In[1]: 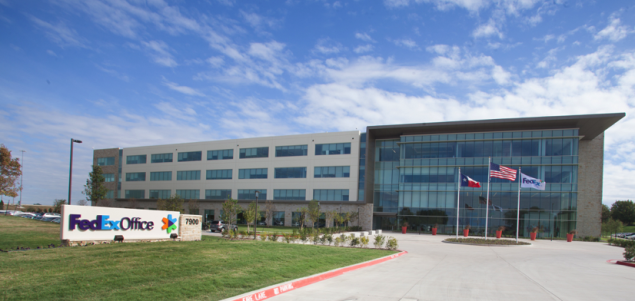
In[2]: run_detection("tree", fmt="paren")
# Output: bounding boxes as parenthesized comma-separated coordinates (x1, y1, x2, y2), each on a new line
(82, 165, 108, 206)
(265, 200, 275, 226)
(188, 199, 200, 215)
(602, 204, 611, 223)
(334, 212, 345, 229)
(0, 199, 4, 210)
(0, 144, 22, 198)
(98, 198, 113, 207)
(298, 207, 309, 231)
(308, 200, 321, 229)
(244, 202, 260, 233)
(611, 200, 635, 226)
(157, 195, 184, 213)
(78, 199, 88, 206)
(325, 210, 338, 228)
(220, 198, 242, 227)
(344, 211, 359, 227)
(602, 218, 624, 237)
(53, 199, 66, 213)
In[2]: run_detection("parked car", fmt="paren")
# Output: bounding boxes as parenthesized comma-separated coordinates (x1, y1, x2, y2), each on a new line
(50, 217, 61, 223)
(40, 217, 57, 222)
(257, 221, 266, 226)
(209, 220, 237, 233)
(17, 213, 36, 218)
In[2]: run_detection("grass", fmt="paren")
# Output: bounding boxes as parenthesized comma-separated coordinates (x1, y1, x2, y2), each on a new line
(444, 238, 531, 245)
(0, 216, 61, 250)
(235, 225, 297, 234)
(0, 216, 396, 301)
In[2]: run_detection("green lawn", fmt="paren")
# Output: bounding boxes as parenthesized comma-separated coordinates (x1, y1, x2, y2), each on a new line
(0, 216, 396, 301)
(0, 216, 61, 250)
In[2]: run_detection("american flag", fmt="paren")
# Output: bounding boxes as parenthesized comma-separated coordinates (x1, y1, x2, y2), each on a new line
(490, 162, 517, 181)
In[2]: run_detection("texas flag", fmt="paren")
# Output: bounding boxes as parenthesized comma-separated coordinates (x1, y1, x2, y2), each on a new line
(460, 174, 481, 188)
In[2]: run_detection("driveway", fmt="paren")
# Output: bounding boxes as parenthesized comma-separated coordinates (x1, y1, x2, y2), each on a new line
(263, 233, 633, 301)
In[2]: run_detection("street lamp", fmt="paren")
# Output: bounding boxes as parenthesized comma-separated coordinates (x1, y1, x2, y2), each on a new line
(68, 138, 82, 205)
(253, 190, 259, 240)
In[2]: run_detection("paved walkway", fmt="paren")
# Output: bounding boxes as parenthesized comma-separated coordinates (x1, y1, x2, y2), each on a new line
(261, 233, 633, 301)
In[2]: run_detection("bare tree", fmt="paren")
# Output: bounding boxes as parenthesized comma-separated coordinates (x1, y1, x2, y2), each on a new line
(98, 198, 113, 207)
(265, 200, 275, 226)
(78, 199, 88, 206)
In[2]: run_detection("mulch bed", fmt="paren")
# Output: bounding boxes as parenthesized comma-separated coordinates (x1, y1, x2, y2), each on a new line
(444, 238, 531, 246)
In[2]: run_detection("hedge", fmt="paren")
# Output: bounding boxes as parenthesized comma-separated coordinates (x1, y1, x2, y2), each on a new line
(607, 238, 635, 248)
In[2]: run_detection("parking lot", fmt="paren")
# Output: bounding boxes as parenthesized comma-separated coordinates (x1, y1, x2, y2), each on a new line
(232, 233, 634, 301)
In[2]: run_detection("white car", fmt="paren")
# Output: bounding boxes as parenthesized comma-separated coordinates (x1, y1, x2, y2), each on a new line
(17, 213, 36, 218)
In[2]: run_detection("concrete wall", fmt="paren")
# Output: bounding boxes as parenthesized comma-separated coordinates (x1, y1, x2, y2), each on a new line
(117, 131, 360, 202)
(577, 133, 604, 237)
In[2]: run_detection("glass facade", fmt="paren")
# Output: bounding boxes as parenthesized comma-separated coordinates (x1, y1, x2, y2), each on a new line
(274, 189, 306, 200)
(178, 151, 202, 162)
(314, 166, 350, 178)
(97, 157, 115, 166)
(176, 189, 200, 199)
(239, 168, 268, 179)
(106, 190, 114, 199)
(313, 189, 349, 201)
(204, 209, 215, 223)
(207, 149, 233, 160)
(205, 189, 231, 200)
(358, 133, 366, 201)
(177, 170, 201, 180)
(315, 143, 351, 155)
(238, 189, 267, 200)
(150, 171, 172, 181)
(274, 167, 307, 178)
(151, 153, 173, 163)
(239, 147, 269, 159)
(104, 173, 115, 182)
(126, 155, 147, 164)
(149, 189, 171, 199)
(275, 145, 308, 157)
(125, 190, 144, 198)
(272, 211, 285, 226)
(372, 129, 580, 238)
(206, 169, 232, 180)
(125, 172, 146, 181)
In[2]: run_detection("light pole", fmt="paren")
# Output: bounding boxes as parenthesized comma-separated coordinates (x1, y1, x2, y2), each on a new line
(253, 190, 259, 240)
(19, 150, 25, 209)
(68, 139, 82, 205)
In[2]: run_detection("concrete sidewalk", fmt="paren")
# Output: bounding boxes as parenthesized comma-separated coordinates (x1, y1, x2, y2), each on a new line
(263, 234, 633, 301)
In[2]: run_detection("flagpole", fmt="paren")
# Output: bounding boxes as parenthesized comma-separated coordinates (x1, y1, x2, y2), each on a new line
(485, 157, 491, 240)
(516, 167, 521, 244)
(456, 167, 461, 239)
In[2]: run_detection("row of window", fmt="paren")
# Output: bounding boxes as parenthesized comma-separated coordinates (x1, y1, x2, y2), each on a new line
(96, 143, 352, 167)
(119, 166, 351, 182)
(125, 189, 350, 201)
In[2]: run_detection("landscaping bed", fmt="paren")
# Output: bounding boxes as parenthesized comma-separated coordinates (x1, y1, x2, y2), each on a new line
(444, 238, 531, 246)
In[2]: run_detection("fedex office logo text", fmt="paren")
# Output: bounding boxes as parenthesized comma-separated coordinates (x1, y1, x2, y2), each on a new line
(522, 178, 542, 185)
(69, 214, 155, 231)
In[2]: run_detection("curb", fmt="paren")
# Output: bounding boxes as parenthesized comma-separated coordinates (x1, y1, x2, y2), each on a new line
(225, 250, 407, 301)
(441, 240, 532, 247)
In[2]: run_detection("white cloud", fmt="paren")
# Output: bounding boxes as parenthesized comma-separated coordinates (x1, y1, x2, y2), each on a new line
(141, 40, 177, 67)
(354, 44, 374, 53)
(594, 15, 633, 42)
(29, 16, 86, 47)
(314, 38, 344, 54)
(355, 32, 374, 42)
(46, 50, 57, 57)
(163, 80, 204, 96)
(240, 11, 278, 30)
(384, 0, 540, 14)
(491, 65, 511, 85)
(472, 19, 503, 39)
(393, 39, 418, 49)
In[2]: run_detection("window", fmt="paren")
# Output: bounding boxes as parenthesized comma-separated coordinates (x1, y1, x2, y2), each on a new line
(204, 209, 215, 223)
(314, 166, 350, 178)
(238, 189, 267, 200)
(125, 172, 146, 181)
(274, 189, 306, 200)
(150, 171, 172, 181)
(177, 170, 200, 180)
(315, 143, 351, 155)
(292, 212, 303, 227)
(149, 190, 171, 199)
(274, 167, 307, 178)
(125, 190, 145, 198)
(126, 155, 147, 164)
(313, 189, 349, 201)
(275, 145, 308, 157)
(206, 169, 232, 180)
(177, 151, 202, 162)
(104, 173, 115, 182)
(151, 153, 173, 163)
(176, 189, 200, 199)
(205, 190, 231, 200)
(97, 157, 115, 166)
(106, 190, 114, 199)
(207, 149, 233, 160)
(239, 168, 268, 179)
(272, 211, 285, 226)
(239, 147, 269, 159)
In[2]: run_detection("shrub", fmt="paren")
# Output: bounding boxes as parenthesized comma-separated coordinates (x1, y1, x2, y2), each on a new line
(340, 234, 349, 243)
(374, 235, 386, 249)
(260, 232, 268, 241)
(609, 238, 635, 248)
(349, 233, 356, 242)
(350, 237, 360, 247)
(325, 234, 333, 245)
(624, 245, 635, 262)
(283, 234, 291, 243)
(221, 229, 228, 238)
(231, 230, 238, 239)
(319, 234, 327, 245)
(300, 231, 309, 244)
(239, 231, 247, 239)
(360, 236, 369, 248)
(334, 237, 342, 247)
(313, 231, 320, 245)
(386, 236, 398, 250)
(271, 232, 280, 242)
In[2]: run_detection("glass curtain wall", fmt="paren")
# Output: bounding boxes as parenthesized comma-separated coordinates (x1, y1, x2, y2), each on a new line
(373, 129, 579, 238)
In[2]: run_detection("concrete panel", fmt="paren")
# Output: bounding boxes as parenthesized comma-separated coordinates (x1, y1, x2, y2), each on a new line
(577, 133, 604, 237)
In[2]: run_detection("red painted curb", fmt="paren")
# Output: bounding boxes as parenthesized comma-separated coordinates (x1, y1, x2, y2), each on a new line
(231, 250, 407, 301)
(616, 261, 635, 268)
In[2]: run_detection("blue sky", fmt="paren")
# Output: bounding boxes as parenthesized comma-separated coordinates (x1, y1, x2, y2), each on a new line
(1, 0, 634, 206)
